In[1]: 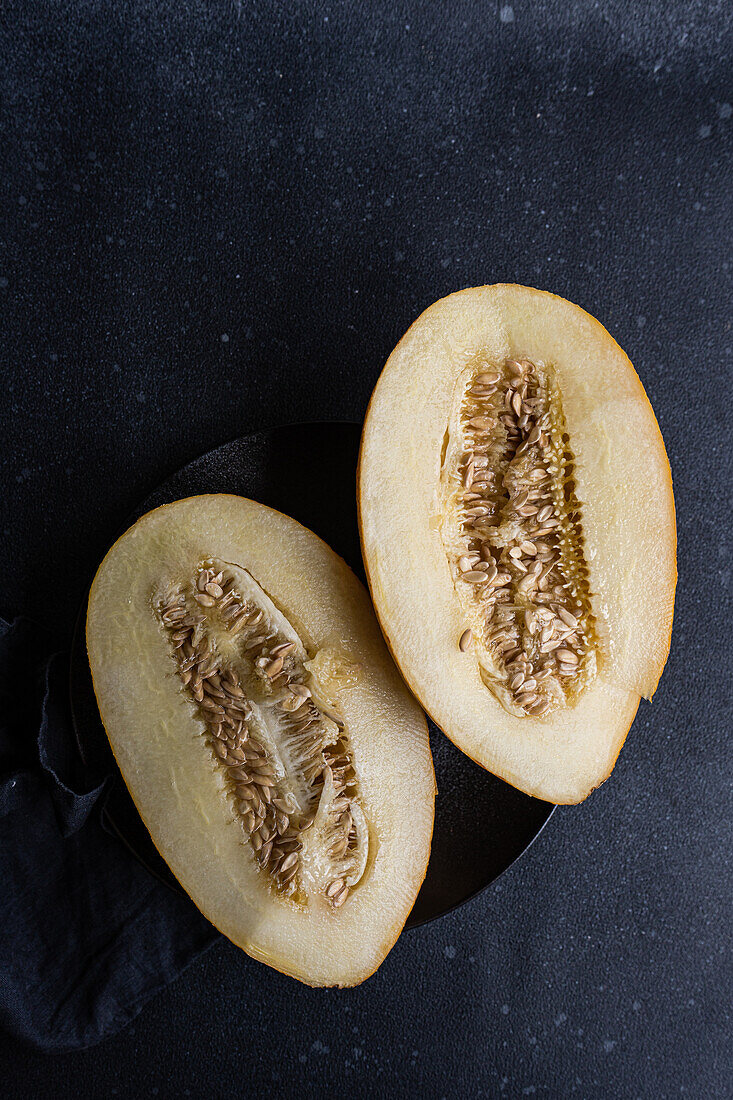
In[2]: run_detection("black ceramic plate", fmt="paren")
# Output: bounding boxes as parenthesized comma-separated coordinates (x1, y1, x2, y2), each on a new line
(70, 422, 554, 929)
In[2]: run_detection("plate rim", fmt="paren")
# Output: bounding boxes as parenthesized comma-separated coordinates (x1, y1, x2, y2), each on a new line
(70, 420, 556, 931)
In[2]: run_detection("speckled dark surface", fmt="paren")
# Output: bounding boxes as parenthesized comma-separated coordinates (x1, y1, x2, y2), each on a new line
(1, 1, 731, 1096)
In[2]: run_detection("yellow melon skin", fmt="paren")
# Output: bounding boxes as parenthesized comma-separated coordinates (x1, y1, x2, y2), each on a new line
(87, 495, 435, 987)
(358, 285, 676, 804)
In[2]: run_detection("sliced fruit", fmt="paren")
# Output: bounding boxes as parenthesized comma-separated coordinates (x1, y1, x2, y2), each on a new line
(87, 494, 434, 986)
(358, 285, 676, 804)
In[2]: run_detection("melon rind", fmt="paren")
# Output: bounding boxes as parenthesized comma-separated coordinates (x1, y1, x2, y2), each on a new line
(87, 494, 435, 986)
(358, 285, 676, 803)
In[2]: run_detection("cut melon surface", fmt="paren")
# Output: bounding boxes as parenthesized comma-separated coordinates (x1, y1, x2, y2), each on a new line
(87, 494, 435, 986)
(358, 285, 676, 803)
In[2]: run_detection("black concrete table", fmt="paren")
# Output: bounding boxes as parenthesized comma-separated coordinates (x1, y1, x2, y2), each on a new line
(1, 2, 730, 1096)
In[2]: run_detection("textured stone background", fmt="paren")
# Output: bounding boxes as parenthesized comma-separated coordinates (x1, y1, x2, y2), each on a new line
(0, 1, 731, 1096)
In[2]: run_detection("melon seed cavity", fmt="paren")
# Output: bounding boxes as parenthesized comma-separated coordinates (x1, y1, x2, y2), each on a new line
(156, 561, 366, 910)
(441, 356, 598, 718)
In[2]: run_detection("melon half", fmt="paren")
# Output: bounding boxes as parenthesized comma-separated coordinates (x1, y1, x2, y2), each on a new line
(87, 495, 435, 986)
(358, 285, 676, 804)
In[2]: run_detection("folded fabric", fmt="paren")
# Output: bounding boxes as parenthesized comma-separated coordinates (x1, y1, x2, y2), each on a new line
(0, 616, 218, 1051)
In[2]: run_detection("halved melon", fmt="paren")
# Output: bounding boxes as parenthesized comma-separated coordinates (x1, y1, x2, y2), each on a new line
(87, 494, 434, 986)
(358, 285, 676, 804)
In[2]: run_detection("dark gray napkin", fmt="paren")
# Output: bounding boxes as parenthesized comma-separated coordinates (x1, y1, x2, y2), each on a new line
(0, 616, 219, 1051)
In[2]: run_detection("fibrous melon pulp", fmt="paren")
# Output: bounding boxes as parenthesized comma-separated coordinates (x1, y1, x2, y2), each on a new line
(87, 494, 434, 986)
(358, 285, 676, 804)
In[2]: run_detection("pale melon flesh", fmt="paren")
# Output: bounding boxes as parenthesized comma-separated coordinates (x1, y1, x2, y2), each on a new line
(358, 285, 676, 804)
(87, 494, 435, 986)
